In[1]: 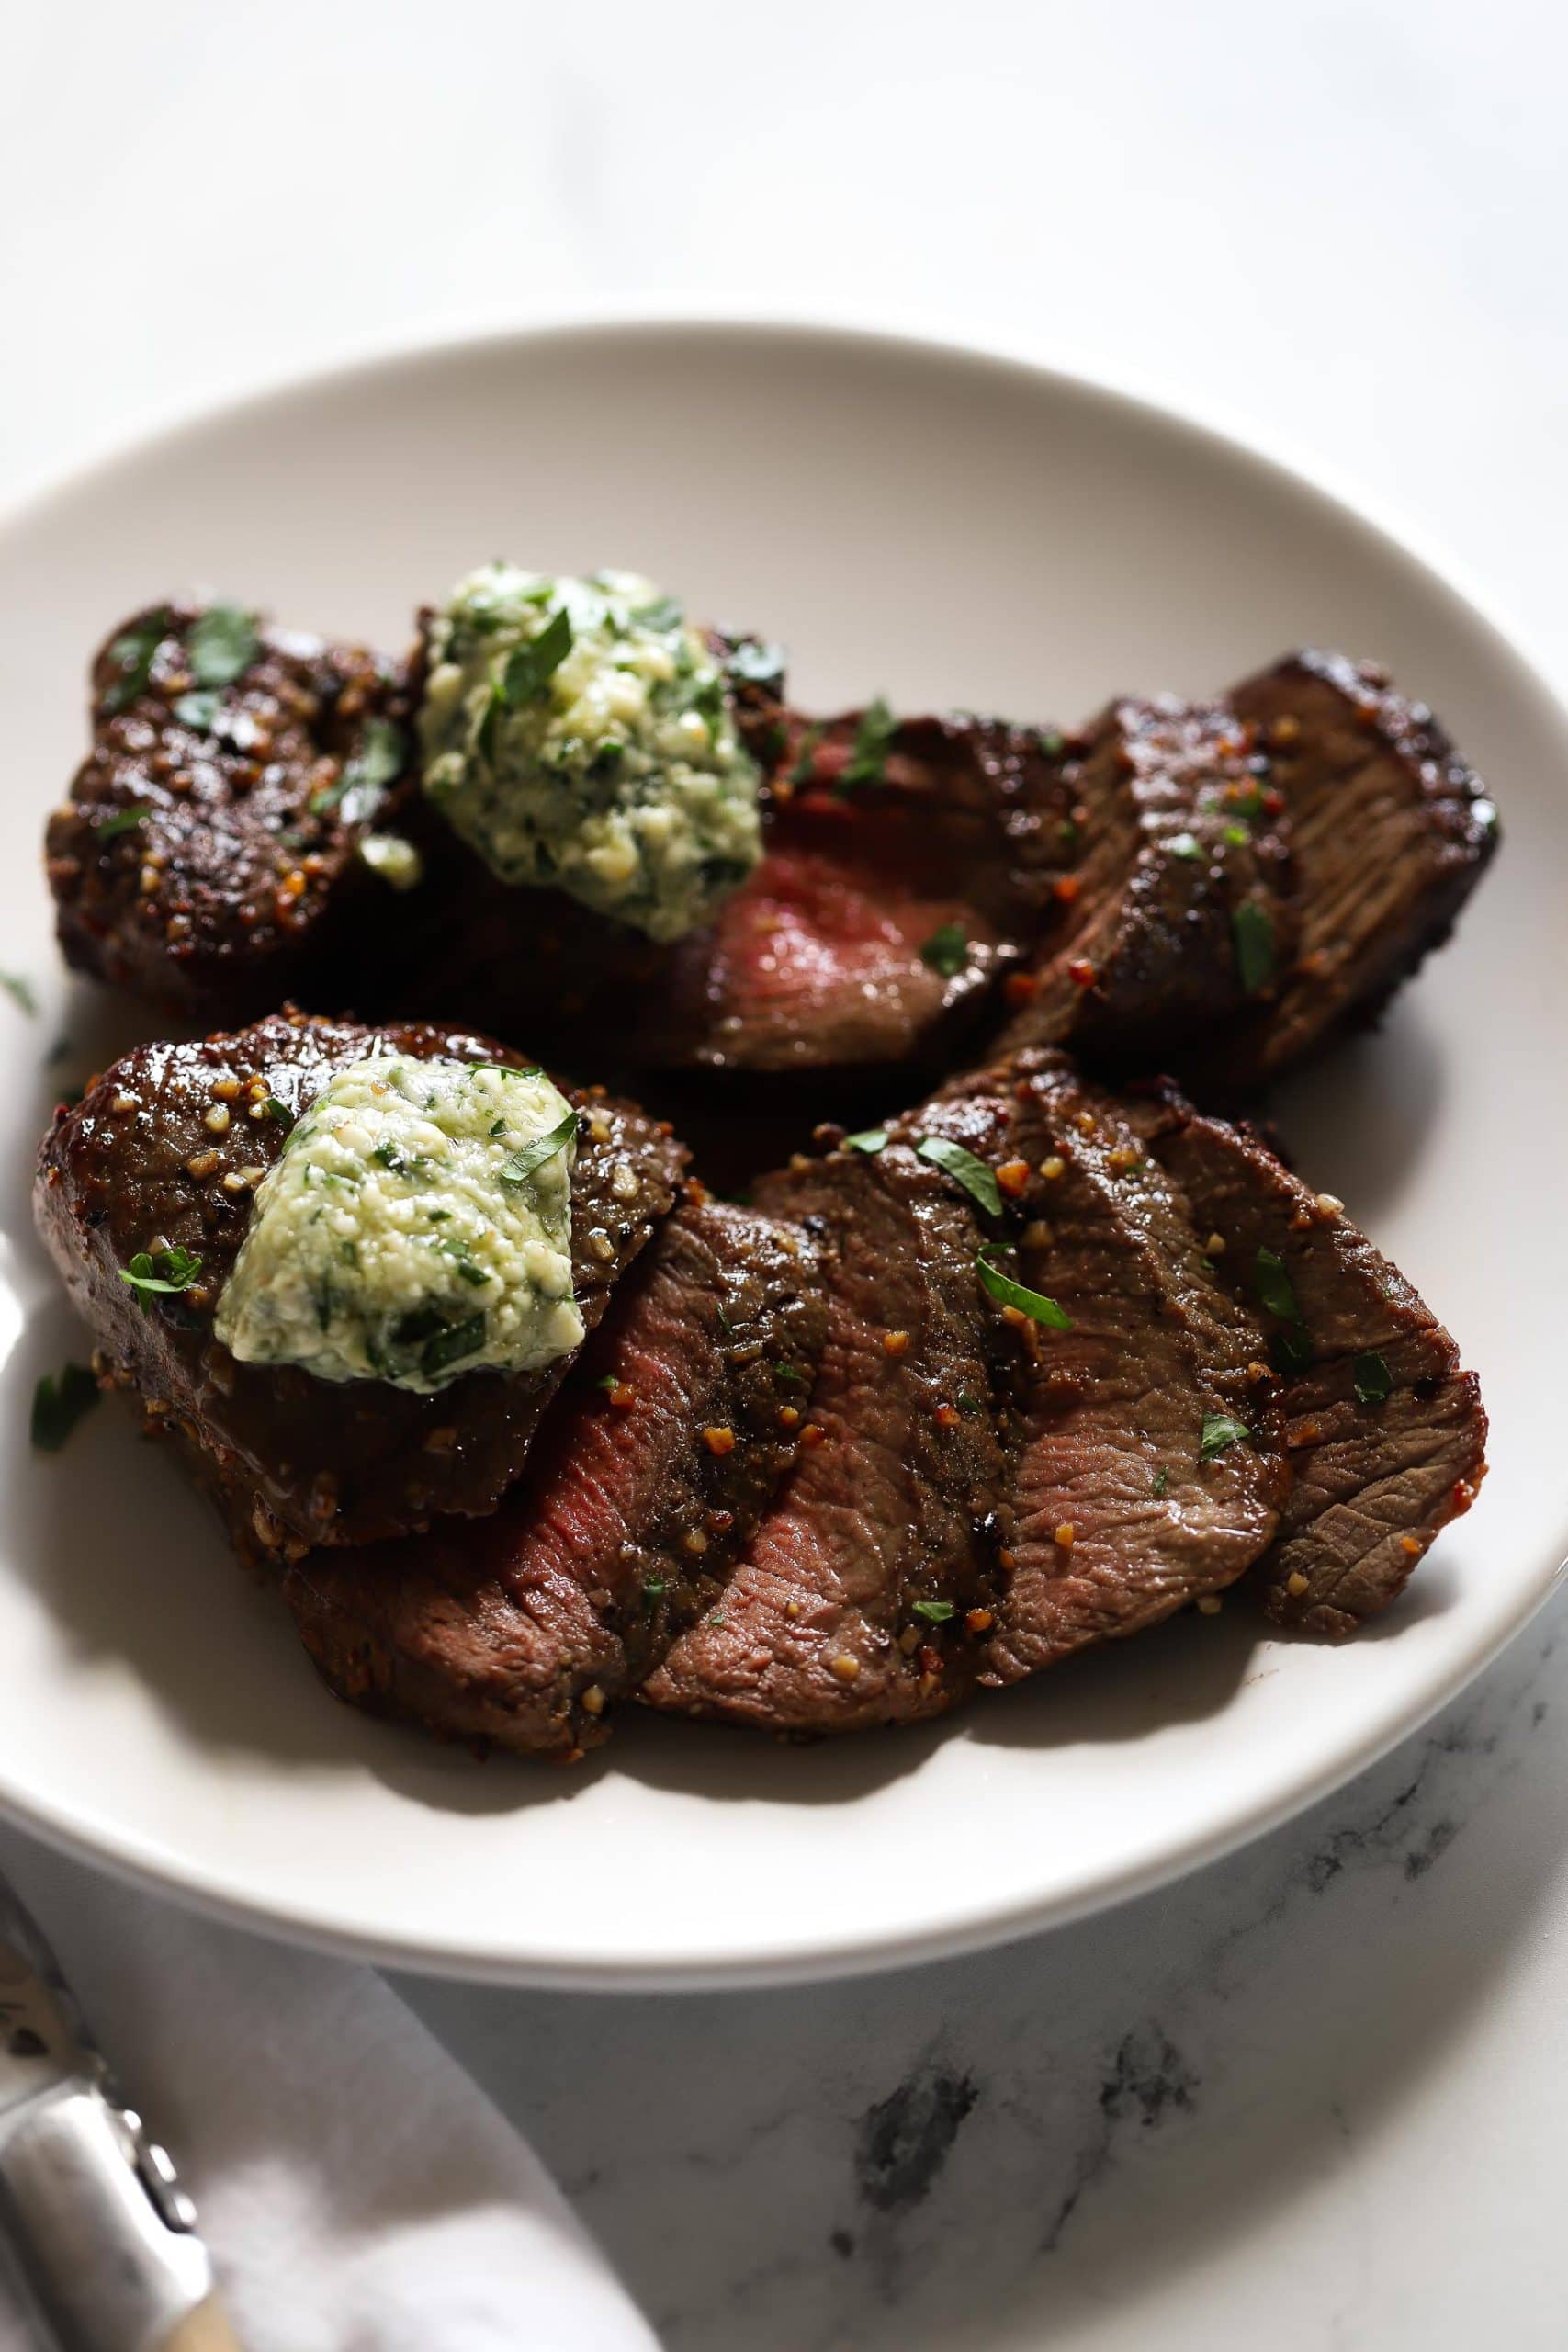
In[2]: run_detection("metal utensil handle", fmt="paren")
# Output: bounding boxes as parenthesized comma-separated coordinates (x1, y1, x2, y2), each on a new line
(0, 2087, 227, 2352)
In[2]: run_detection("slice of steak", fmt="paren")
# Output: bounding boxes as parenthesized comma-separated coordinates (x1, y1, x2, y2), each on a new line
(1218, 650, 1500, 1085)
(33, 1012, 686, 1552)
(939, 1052, 1288, 1679)
(999, 696, 1295, 1069)
(642, 1092, 1023, 1732)
(633, 710, 1069, 1075)
(45, 603, 423, 1023)
(280, 1198, 826, 1757)
(1126, 1087, 1487, 1634)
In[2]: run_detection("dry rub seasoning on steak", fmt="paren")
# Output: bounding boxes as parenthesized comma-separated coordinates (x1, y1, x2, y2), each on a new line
(282, 1197, 827, 1756)
(33, 1012, 686, 1553)
(45, 603, 422, 1023)
(1126, 1084, 1488, 1634)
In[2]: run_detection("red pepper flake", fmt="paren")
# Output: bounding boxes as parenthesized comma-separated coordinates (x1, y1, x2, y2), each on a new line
(882, 1329, 910, 1357)
(1002, 971, 1039, 1007)
(933, 1402, 962, 1430)
(917, 1645, 944, 1677)
(965, 1607, 995, 1633)
(1052, 875, 1081, 904)
(1066, 957, 1097, 989)
(1261, 786, 1285, 815)
(800, 1421, 827, 1448)
(707, 1508, 736, 1534)
(604, 1381, 637, 1412)
(997, 1547, 1017, 1573)
(778, 1404, 801, 1430)
(1400, 1534, 1422, 1556)
(703, 1425, 736, 1457)
(996, 1159, 1032, 1199)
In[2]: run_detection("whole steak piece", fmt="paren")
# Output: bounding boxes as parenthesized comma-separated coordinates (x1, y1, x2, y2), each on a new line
(1128, 1085, 1488, 1634)
(34, 1012, 686, 1552)
(45, 604, 421, 1023)
(282, 1198, 827, 1757)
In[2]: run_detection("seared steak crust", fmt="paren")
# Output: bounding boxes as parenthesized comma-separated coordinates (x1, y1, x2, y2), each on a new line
(1127, 1086, 1487, 1634)
(1221, 650, 1499, 1085)
(933, 1054, 1287, 1679)
(33, 1012, 685, 1551)
(283, 1198, 826, 1755)
(1001, 695, 1294, 1067)
(642, 1100, 1023, 1731)
(45, 604, 420, 1023)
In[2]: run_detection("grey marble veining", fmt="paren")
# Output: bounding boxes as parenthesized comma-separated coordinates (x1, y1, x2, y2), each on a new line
(401, 1589, 1567, 2350)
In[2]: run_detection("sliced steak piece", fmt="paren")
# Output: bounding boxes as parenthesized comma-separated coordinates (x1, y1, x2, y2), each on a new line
(45, 603, 423, 1023)
(1126, 1087, 1487, 1634)
(642, 1092, 1024, 1732)
(1218, 650, 1500, 1085)
(280, 1198, 826, 1756)
(999, 696, 1295, 1069)
(634, 711, 1069, 1075)
(34, 1012, 686, 1552)
(935, 1052, 1289, 1679)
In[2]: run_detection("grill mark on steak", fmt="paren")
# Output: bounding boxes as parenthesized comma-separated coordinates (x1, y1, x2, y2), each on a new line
(933, 1053, 1289, 1679)
(1217, 650, 1500, 1086)
(33, 1012, 686, 1551)
(1125, 1087, 1488, 1634)
(641, 1101, 1022, 1731)
(45, 604, 421, 1023)
(1000, 696, 1294, 1069)
(280, 1198, 826, 1755)
(634, 711, 1069, 1076)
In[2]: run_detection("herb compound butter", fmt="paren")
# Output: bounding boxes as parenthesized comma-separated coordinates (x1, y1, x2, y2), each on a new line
(419, 565, 763, 941)
(214, 1056, 584, 1391)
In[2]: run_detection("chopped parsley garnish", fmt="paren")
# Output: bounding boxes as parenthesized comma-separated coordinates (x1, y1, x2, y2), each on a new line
(498, 1108, 578, 1189)
(119, 1245, 203, 1312)
(919, 922, 969, 978)
(1352, 1350, 1393, 1406)
(632, 595, 683, 631)
(101, 610, 170, 715)
(918, 1135, 1002, 1217)
(1270, 1328, 1315, 1374)
(1, 973, 38, 1015)
(501, 606, 574, 705)
(912, 1600, 957, 1624)
(594, 1374, 621, 1393)
(1168, 832, 1202, 862)
(1058, 817, 1080, 852)
(844, 1128, 888, 1155)
(421, 1313, 487, 1378)
(788, 725, 824, 784)
(836, 695, 897, 792)
(1254, 1245, 1300, 1323)
(1199, 1412, 1249, 1460)
(1038, 729, 1066, 756)
(186, 605, 259, 689)
(263, 1095, 295, 1131)
(173, 689, 222, 732)
(1223, 822, 1248, 847)
(1152, 1466, 1169, 1497)
(641, 1576, 669, 1610)
(370, 1140, 415, 1176)
(725, 637, 785, 687)
(311, 716, 406, 823)
(1231, 900, 1276, 995)
(30, 1363, 99, 1453)
(976, 1245, 1072, 1329)
(96, 802, 152, 842)
(773, 1362, 807, 1386)
(1227, 784, 1268, 822)
(489, 1118, 507, 1137)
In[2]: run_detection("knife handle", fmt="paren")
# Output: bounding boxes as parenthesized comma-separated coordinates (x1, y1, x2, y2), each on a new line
(160, 2297, 243, 2352)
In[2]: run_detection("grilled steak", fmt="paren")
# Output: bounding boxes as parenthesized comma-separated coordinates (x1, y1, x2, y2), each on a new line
(1216, 650, 1500, 1085)
(281, 1197, 826, 1755)
(1127, 1086, 1487, 1633)
(33, 1012, 686, 1552)
(45, 604, 422, 1023)
(642, 1098, 1022, 1731)
(999, 695, 1295, 1069)
(632, 711, 1068, 1075)
(926, 1053, 1289, 1679)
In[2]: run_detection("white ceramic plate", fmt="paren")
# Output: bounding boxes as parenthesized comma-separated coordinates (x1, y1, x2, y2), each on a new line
(0, 319, 1562, 1988)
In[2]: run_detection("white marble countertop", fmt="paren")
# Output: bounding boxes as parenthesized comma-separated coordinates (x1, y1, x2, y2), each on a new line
(6, 2, 1566, 2343)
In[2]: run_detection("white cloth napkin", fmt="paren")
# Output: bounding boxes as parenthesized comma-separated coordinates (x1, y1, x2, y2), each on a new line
(0, 1827, 657, 2352)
